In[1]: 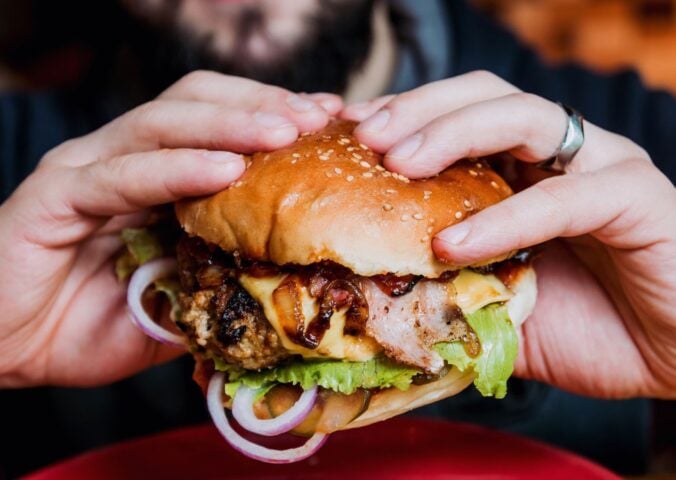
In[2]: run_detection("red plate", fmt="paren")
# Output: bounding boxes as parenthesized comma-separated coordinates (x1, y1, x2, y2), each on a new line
(26, 417, 619, 479)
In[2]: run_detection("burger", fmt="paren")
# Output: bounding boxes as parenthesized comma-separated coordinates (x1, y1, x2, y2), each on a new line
(124, 120, 537, 463)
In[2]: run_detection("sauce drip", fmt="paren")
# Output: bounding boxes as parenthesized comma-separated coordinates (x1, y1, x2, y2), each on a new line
(371, 273, 421, 296)
(272, 275, 369, 350)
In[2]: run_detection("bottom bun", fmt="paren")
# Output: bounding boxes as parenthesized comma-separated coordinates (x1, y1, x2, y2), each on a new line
(346, 366, 475, 430)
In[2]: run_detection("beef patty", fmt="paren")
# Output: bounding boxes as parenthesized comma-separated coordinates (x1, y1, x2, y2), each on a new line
(177, 236, 290, 370)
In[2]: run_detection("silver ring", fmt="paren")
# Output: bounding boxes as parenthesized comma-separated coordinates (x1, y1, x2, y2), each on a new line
(537, 103, 585, 173)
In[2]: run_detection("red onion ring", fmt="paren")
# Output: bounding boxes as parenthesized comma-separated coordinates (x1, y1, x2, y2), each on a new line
(127, 258, 186, 348)
(232, 385, 317, 436)
(207, 373, 328, 463)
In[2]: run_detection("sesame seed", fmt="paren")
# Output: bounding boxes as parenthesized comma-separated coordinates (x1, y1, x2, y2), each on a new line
(263, 154, 271, 161)
(359, 160, 371, 168)
(325, 172, 332, 178)
(316, 149, 323, 154)
(366, 151, 374, 157)
(426, 226, 433, 233)
(463, 199, 472, 209)
(385, 189, 397, 194)
(352, 153, 363, 160)
(346, 175, 355, 182)
(382, 171, 392, 177)
(326, 149, 334, 154)
(490, 181, 499, 189)
(382, 203, 393, 212)
(301, 132, 311, 137)
(291, 159, 297, 164)
(232, 181, 243, 188)
(359, 143, 368, 150)
(338, 138, 350, 145)
(476, 163, 483, 168)
(319, 155, 330, 161)
(455, 211, 463, 219)
(292, 153, 301, 158)
(375, 165, 385, 171)
(469, 169, 478, 177)
(362, 172, 373, 178)
(401, 214, 410, 222)
(413, 213, 424, 220)
(421, 235, 430, 243)
(334, 167, 342, 174)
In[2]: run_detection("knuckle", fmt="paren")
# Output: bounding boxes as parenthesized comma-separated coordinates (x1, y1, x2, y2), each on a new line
(257, 84, 287, 99)
(509, 91, 545, 110)
(39, 138, 80, 169)
(468, 69, 497, 82)
(176, 70, 216, 92)
(531, 177, 574, 233)
(466, 70, 516, 92)
(384, 91, 415, 118)
(131, 100, 160, 126)
(128, 100, 167, 141)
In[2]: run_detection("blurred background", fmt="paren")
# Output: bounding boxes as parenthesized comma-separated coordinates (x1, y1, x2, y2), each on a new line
(2, 1, 674, 93)
(473, 0, 676, 94)
(0, 0, 674, 478)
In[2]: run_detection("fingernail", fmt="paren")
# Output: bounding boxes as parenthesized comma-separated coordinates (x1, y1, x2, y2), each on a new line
(255, 112, 294, 129)
(359, 109, 390, 132)
(201, 150, 243, 163)
(437, 222, 471, 245)
(286, 94, 318, 112)
(388, 133, 423, 160)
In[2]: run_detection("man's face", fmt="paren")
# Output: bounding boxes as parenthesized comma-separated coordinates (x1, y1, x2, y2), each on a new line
(122, 0, 376, 93)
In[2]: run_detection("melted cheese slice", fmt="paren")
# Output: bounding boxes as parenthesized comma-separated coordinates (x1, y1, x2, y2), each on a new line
(452, 270, 513, 314)
(239, 269, 513, 361)
(239, 274, 381, 361)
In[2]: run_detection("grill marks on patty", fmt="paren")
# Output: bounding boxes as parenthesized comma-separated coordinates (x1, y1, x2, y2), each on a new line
(177, 237, 290, 369)
(179, 282, 290, 370)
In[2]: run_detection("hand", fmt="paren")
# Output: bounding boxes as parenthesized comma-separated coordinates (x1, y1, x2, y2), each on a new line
(342, 71, 676, 399)
(0, 71, 342, 388)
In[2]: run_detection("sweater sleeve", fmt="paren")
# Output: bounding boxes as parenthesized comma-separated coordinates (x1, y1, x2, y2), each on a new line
(0, 90, 93, 201)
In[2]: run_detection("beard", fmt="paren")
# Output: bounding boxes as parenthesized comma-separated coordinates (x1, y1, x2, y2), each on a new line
(121, 0, 376, 96)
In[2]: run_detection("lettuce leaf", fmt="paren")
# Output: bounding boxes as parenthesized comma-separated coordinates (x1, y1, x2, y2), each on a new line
(222, 357, 419, 398)
(115, 228, 164, 280)
(434, 304, 517, 399)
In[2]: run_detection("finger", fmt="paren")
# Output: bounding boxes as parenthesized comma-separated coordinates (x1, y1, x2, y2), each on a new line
(354, 71, 518, 151)
(340, 95, 394, 122)
(95, 210, 152, 236)
(383, 93, 638, 179)
(70, 148, 246, 218)
(158, 71, 331, 133)
(432, 159, 663, 266)
(302, 92, 344, 116)
(381, 93, 563, 178)
(82, 100, 302, 162)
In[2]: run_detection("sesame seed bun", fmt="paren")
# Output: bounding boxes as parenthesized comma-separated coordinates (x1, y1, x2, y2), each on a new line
(175, 119, 514, 277)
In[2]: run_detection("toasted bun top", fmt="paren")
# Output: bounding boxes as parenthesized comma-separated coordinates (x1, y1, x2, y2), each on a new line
(176, 120, 513, 277)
